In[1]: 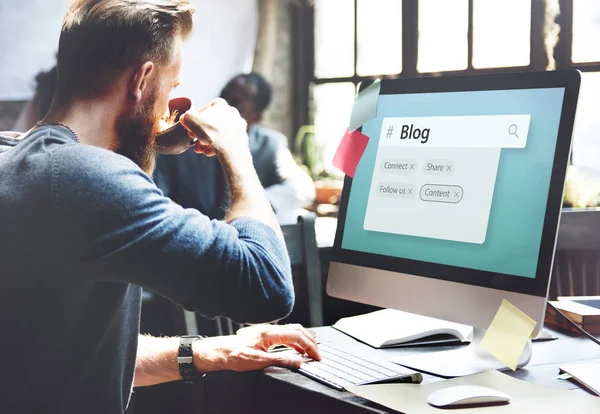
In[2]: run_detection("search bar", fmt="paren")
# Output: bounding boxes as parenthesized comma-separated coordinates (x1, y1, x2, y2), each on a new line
(379, 115, 531, 148)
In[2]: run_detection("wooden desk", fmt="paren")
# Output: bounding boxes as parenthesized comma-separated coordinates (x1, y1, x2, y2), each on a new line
(203, 326, 600, 414)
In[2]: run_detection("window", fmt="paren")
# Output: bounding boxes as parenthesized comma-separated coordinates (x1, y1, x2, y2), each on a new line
(569, 1, 600, 172)
(305, 0, 599, 175)
(418, 0, 468, 73)
(312, 83, 356, 171)
(472, 0, 531, 69)
(357, 0, 403, 76)
(572, 72, 600, 171)
(314, 0, 354, 79)
(313, 0, 402, 172)
(572, 0, 600, 63)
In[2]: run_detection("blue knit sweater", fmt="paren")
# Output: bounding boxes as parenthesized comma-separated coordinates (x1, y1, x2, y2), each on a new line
(0, 126, 293, 413)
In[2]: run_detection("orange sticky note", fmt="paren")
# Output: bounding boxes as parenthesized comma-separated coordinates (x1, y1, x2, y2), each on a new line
(332, 129, 369, 178)
(480, 299, 537, 371)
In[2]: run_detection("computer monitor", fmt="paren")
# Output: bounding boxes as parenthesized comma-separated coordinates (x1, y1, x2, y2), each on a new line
(327, 71, 580, 347)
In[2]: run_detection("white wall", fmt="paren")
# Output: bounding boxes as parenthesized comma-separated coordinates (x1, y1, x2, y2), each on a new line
(179, 0, 257, 105)
(0, 0, 68, 100)
(0, 0, 257, 104)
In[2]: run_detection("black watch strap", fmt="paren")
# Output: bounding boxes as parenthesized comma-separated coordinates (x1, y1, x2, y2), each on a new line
(178, 335, 206, 384)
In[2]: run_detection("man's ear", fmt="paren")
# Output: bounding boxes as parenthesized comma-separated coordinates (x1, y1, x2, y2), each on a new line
(129, 62, 154, 102)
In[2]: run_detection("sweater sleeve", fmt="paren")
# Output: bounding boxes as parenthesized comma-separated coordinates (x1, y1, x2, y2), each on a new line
(51, 145, 294, 323)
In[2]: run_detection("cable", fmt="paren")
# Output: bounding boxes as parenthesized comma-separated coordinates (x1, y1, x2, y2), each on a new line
(546, 301, 600, 347)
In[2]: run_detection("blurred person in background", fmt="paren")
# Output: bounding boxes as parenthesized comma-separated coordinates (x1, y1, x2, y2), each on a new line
(154, 72, 315, 223)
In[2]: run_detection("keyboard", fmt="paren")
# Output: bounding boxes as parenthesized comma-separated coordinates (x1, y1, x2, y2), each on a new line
(298, 342, 423, 391)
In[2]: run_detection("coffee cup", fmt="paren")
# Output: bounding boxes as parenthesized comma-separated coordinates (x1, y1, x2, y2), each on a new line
(155, 97, 196, 155)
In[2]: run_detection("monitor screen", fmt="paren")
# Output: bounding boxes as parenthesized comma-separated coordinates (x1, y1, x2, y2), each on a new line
(333, 72, 579, 299)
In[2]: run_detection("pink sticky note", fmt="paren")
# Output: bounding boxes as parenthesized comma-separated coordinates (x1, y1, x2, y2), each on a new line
(332, 129, 370, 178)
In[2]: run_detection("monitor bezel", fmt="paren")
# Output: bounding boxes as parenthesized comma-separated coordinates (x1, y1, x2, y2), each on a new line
(332, 70, 581, 298)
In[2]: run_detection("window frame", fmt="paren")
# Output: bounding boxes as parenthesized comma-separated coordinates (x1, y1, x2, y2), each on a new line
(310, 0, 541, 86)
(554, 0, 600, 72)
(296, 0, 600, 129)
(291, 0, 600, 170)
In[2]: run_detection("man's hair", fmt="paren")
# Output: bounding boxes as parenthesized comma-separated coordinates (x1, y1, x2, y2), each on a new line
(225, 72, 273, 113)
(244, 73, 273, 112)
(56, 0, 194, 100)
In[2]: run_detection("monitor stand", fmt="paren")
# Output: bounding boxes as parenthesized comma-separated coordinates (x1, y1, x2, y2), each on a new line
(390, 328, 533, 378)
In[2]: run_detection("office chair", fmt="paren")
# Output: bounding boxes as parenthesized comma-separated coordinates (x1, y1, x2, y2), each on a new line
(280, 212, 324, 328)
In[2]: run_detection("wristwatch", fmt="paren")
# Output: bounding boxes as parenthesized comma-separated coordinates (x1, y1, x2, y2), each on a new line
(178, 335, 206, 384)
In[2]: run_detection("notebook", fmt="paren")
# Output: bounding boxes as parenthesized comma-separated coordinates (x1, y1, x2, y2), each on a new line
(560, 361, 600, 396)
(558, 296, 600, 309)
(333, 309, 473, 348)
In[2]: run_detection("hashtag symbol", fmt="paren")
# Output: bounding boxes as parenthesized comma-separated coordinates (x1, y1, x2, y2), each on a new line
(386, 125, 394, 139)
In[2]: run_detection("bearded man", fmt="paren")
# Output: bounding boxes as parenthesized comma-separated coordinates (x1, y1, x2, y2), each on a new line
(0, 1, 318, 413)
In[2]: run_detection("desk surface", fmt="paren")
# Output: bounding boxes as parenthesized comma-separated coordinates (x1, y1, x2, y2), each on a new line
(204, 326, 600, 414)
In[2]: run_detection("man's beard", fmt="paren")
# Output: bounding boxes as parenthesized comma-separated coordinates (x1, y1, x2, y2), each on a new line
(116, 90, 159, 175)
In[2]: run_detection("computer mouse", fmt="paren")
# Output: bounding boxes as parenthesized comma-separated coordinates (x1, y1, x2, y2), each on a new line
(427, 385, 511, 408)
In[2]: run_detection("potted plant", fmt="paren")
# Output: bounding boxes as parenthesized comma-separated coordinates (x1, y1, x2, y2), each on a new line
(294, 125, 344, 205)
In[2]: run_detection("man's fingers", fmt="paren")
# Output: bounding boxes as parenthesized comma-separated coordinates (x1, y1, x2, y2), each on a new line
(267, 330, 320, 362)
(209, 97, 228, 107)
(231, 348, 303, 371)
(264, 350, 303, 369)
(193, 139, 212, 154)
(280, 342, 305, 355)
(285, 343, 316, 360)
(286, 324, 318, 346)
(179, 112, 207, 138)
(194, 146, 217, 157)
(203, 148, 217, 157)
(193, 137, 211, 149)
(291, 331, 320, 361)
(180, 103, 237, 141)
(238, 324, 321, 361)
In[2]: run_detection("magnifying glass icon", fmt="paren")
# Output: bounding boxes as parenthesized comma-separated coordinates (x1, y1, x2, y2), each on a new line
(508, 124, 519, 139)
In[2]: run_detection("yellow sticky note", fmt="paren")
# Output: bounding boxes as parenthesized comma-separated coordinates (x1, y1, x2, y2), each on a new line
(480, 299, 537, 371)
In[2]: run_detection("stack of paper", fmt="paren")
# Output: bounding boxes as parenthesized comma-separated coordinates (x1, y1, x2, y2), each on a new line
(560, 361, 600, 396)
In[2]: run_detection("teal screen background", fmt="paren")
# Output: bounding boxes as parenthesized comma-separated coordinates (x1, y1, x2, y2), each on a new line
(341, 88, 565, 279)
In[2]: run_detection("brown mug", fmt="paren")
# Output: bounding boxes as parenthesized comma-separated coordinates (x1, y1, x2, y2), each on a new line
(155, 97, 197, 155)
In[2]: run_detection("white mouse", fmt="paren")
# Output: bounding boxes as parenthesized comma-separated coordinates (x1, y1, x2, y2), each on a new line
(427, 385, 511, 408)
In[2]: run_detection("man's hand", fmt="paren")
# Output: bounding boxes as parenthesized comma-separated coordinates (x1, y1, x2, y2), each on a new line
(180, 98, 249, 158)
(179, 98, 282, 234)
(193, 324, 321, 373)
